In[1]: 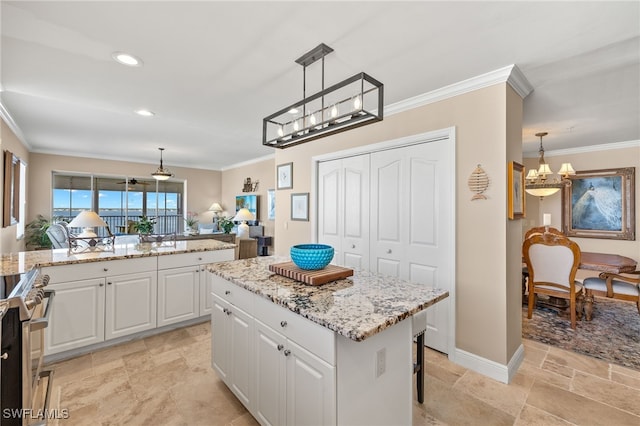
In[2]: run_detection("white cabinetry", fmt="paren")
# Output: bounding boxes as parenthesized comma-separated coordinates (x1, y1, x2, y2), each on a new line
(211, 274, 336, 426)
(43, 257, 157, 355)
(158, 250, 234, 325)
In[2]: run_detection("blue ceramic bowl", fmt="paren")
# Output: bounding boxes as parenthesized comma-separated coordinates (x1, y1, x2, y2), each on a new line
(290, 244, 334, 270)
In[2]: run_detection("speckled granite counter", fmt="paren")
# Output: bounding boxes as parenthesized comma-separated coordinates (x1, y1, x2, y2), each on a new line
(0, 239, 236, 276)
(207, 256, 449, 342)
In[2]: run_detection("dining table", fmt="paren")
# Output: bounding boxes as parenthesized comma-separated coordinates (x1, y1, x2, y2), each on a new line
(578, 251, 637, 274)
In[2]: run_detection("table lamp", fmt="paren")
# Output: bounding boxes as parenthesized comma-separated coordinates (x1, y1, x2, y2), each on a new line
(233, 208, 255, 239)
(68, 211, 108, 238)
(209, 202, 223, 223)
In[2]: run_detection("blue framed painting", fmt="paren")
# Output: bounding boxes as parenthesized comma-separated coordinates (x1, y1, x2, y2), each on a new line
(235, 194, 258, 221)
(562, 167, 635, 240)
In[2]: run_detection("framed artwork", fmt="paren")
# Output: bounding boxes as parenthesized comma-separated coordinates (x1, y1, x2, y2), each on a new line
(291, 193, 309, 221)
(235, 194, 258, 220)
(508, 161, 525, 220)
(3, 150, 21, 227)
(562, 167, 635, 240)
(267, 189, 275, 221)
(277, 162, 293, 190)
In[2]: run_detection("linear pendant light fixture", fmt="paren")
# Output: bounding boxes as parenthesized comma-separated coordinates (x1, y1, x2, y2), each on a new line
(151, 147, 174, 180)
(263, 43, 384, 149)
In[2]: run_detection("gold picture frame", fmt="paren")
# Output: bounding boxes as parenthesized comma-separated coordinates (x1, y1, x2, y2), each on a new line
(562, 167, 635, 240)
(508, 161, 525, 220)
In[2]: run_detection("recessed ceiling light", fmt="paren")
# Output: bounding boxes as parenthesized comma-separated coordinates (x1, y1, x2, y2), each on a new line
(112, 51, 143, 67)
(135, 109, 155, 117)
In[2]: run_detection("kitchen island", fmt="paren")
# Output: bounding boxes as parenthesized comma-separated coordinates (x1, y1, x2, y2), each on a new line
(208, 256, 449, 426)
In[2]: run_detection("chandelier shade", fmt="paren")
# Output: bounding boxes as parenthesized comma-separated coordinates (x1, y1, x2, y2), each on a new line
(263, 44, 383, 149)
(524, 131, 575, 199)
(151, 147, 173, 180)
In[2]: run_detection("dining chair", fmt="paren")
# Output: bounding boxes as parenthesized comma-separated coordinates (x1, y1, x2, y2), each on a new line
(46, 222, 69, 249)
(522, 226, 565, 302)
(522, 233, 584, 329)
(582, 271, 640, 320)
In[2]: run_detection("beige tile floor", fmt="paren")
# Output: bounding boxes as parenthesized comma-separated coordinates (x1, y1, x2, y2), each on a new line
(46, 321, 640, 426)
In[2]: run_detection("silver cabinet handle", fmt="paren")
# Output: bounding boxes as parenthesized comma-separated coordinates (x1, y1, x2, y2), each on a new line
(386, 249, 392, 254)
(283, 349, 291, 357)
(107, 282, 112, 285)
(226, 309, 232, 316)
(225, 290, 231, 295)
(280, 321, 287, 328)
(99, 283, 104, 287)
(103, 268, 108, 272)
(198, 257, 203, 261)
(1, 353, 8, 360)
(277, 344, 284, 351)
(351, 244, 356, 249)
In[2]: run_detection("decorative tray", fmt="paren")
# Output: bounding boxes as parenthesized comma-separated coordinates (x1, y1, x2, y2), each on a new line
(269, 262, 354, 286)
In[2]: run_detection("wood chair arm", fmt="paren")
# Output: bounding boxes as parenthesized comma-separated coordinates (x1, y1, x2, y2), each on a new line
(598, 271, 640, 297)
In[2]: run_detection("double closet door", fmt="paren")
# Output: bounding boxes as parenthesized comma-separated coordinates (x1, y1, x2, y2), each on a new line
(317, 140, 453, 353)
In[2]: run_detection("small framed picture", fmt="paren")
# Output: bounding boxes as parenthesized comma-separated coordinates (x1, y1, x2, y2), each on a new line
(267, 189, 275, 221)
(291, 193, 309, 221)
(508, 161, 525, 220)
(277, 162, 293, 190)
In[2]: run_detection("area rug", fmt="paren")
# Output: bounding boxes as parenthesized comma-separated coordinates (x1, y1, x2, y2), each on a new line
(522, 297, 640, 371)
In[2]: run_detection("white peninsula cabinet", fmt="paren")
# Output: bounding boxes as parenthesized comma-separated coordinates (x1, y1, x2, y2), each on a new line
(41, 257, 157, 355)
(157, 250, 233, 327)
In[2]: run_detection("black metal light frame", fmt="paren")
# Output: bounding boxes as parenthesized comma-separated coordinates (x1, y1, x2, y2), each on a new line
(263, 44, 383, 149)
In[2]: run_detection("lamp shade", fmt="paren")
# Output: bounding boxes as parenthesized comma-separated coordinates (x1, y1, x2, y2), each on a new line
(558, 163, 576, 177)
(525, 169, 539, 181)
(68, 211, 108, 238)
(233, 208, 255, 239)
(537, 163, 553, 176)
(208, 202, 223, 213)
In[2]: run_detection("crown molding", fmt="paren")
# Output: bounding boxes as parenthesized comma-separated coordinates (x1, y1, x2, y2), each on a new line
(385, 64, 533, 117)
(0, 98, 31, 150)
(221, 153, 275, 171)
(524, 140, 640, 158)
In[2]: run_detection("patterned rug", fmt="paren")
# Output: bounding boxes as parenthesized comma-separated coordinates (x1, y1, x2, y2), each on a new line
(522, 296, 640, 370)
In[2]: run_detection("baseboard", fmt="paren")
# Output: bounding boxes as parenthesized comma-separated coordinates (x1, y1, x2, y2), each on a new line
(452, 343, 524, 384)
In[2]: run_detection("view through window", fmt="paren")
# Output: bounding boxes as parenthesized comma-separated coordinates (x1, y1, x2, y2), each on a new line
(53, 173, 184, 235)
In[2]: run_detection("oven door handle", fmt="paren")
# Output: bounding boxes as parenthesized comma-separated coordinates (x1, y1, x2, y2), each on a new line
(30, 289, 55, 331)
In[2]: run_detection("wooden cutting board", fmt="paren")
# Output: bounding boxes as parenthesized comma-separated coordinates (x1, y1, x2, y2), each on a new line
(269, 262, 353, 285)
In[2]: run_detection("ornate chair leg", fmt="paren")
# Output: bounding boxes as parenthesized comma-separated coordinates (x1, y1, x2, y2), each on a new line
(576, 292, 584, 320)
(583, 290, 594, 321)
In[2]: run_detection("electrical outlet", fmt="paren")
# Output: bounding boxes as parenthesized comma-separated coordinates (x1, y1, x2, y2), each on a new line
(376, 348, 386, 378)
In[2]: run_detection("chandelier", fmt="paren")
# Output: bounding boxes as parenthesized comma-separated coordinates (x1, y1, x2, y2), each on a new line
(263, 43, 383, 149)
(151, 147, 173, 181)
(524, 132, 575, 198)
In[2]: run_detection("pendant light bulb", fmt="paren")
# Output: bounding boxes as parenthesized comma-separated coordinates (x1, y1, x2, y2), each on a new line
(293, 120, 300, 132)
(277, 125, 284, 137)
(353, 95, 362, 110)
(330, 104, 338, 119)
(309, 113, 317, 126)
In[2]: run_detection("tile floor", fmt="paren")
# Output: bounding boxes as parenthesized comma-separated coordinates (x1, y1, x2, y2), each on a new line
(46, 321, 640, 425)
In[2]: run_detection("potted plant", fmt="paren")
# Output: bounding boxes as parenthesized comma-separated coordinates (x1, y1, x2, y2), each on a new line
(185, 211, 198, 233)
(133, 216, 156, 235)
(25, 214, 53, 250)
(218, 216, 235, 234)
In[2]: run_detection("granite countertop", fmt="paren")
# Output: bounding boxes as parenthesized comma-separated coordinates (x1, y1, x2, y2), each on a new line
(207, 256, 449, 342)
(0, 239, 236, 276)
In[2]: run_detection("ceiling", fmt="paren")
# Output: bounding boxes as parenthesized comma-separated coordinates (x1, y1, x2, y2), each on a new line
(1, 1, 638, 171)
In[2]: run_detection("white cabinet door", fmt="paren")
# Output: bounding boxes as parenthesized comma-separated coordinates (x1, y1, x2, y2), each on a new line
(211, 293, 254, 410)
(105, 271, 157, 340)
(285, 340, 335, 426)
(46, 278, 105, 355)
(199, 266, 213, 316)
(157, 266, 199, 327)
(254, 320, 286, 426)
(211, 294, 230, 381)
(229, 302, 254, 409)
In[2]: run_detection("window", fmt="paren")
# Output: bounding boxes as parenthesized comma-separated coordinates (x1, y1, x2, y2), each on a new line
(52, 173, 185, 234)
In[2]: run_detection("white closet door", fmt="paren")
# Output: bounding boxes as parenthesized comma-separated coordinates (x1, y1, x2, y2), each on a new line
(370, 141, 452, 353)
(341, 155, 370, 271)
(318, 155, 369, 270)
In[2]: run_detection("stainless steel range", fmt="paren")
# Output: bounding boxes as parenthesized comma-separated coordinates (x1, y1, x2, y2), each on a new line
(1, 269, 55, 426)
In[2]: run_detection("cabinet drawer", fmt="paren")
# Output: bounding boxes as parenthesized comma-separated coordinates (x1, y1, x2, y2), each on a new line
(43, 257, 157, 283)
(158, 249, 234, 270)
(210, 275, 254, 313)
(254, 295, 335, 364)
